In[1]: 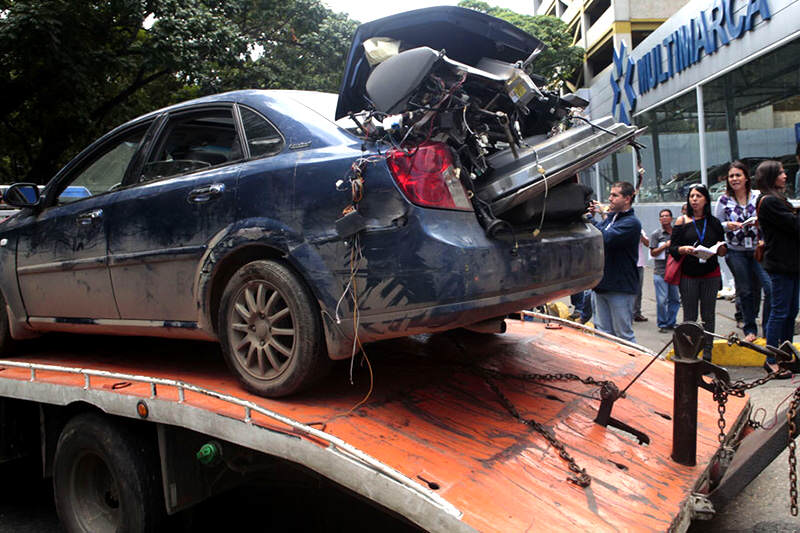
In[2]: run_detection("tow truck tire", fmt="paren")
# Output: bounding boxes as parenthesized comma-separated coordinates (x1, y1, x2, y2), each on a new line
(53, 413, 164, 533)
(219, 260, 328, 397)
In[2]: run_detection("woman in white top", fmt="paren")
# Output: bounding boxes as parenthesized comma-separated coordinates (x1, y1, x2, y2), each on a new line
(713, 160, 772, 342)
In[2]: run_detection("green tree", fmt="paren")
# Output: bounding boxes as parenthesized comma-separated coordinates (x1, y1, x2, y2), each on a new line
(458, 0, 583, 91)
(0, 0, 357, 183)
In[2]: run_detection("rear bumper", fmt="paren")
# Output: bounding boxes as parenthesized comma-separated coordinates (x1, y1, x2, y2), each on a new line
(329, 212, 603, 352)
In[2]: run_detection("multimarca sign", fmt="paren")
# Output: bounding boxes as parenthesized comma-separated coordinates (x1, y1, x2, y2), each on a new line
(610, 0, 772, 124)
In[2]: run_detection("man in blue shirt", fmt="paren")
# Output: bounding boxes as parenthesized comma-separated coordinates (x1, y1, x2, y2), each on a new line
(589, 181, 642, 342)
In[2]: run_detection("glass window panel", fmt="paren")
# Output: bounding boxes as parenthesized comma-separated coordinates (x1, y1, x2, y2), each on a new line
(633, 90, 700, 202)
(142, 109, 239, 182)
(59, 126, 148, 203)
(593, 147, 635, 203)
(240, 107, 284, 158)
(702, 38, 800, 198)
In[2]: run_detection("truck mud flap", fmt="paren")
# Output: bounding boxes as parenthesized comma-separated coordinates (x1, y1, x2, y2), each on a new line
(476, 116, 642, 215)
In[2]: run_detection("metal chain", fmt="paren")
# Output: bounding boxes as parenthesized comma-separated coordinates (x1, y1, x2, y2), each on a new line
(712, 368, 798, 515)
(481, 376, 592, 487)
(477, 367, 625, 397)
(712, 369, 791, 441)
(788, 387, 799, 516)
(713, 381, 729, 444)
(469, 367, 621, 488)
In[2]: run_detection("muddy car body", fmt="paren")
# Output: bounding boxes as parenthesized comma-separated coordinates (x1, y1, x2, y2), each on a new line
(0, 7, 639, 396)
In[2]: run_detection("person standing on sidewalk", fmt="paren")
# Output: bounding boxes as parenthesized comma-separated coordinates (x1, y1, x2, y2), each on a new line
(754, 160, 799, 373)
(714, 161, 771, 343)
(589, 181, 641, 342)
(633, 230, 650, 322)
(670, 184, 728, 361)
(650, 209, 680, 333)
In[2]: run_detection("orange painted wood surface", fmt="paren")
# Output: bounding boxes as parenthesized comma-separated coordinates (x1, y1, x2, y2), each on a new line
(0, 321, 746, 532)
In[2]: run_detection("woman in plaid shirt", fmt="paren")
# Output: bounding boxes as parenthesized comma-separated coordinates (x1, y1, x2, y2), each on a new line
(714, 160, 772, 343)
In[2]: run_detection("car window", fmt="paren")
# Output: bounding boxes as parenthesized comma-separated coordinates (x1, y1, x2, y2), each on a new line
(57, 126, 148, 205)
(239, 106, 283, 158)
(141, 108, 241, 182)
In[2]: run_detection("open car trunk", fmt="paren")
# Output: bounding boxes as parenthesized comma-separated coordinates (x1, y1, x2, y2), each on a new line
(337, 6, 642, 231)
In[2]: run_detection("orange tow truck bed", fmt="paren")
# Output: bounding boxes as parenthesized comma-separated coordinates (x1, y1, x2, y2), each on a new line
(0, 319, 747, 532)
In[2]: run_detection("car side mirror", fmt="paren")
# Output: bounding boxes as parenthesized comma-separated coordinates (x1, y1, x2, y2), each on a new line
(4, 183, 41, 208)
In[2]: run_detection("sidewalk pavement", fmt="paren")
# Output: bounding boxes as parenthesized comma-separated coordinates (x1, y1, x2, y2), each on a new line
(557, 265, 776, 366)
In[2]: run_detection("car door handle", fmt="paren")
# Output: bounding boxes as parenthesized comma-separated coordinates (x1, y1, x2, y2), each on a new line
(187, 183, 225, 204)
(76, 209, 103, 225)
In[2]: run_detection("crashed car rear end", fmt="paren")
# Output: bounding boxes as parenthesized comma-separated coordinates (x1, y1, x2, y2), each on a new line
(329, 6, 641, 341)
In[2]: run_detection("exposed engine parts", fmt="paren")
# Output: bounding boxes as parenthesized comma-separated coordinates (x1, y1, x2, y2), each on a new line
(353, 43, 588, 185)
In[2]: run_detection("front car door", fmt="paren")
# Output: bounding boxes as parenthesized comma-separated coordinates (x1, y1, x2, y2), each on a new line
(17, 123, 152, 319)
(107, 105, 242, 322)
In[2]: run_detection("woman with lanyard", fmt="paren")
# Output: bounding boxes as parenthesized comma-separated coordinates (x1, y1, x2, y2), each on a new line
(754, 160, 799, 374)
(714, 161, 771, 343)
(669, 184, 727, 361)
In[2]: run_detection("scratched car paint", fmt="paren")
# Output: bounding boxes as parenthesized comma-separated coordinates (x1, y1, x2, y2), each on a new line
(0, 7, 638, 397)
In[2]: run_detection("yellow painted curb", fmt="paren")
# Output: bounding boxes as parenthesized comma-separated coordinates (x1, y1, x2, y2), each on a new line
(666, 338, 800, 366)
(547, 301, 571, 319)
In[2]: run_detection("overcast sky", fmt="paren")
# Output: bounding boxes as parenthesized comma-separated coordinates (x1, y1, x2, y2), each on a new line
(322, 1, 535, 23)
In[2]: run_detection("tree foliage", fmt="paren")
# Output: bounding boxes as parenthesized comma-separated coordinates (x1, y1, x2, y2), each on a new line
(0, 0, 358, 183)
(457, 0, 583, 91)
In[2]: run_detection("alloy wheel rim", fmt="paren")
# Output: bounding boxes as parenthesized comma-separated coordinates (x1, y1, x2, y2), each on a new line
(228, 280, 295, 380)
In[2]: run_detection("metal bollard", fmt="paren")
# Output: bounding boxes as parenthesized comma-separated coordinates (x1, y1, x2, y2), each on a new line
(671, 322, 729, 466)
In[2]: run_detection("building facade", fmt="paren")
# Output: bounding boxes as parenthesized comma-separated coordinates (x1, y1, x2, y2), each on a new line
(578, 0, 800, 234)
(533, 0, 689, 88)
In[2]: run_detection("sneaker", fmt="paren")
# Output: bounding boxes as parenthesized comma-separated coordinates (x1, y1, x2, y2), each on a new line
(634, 314, 648, 322)
(658, 328, 672, 333)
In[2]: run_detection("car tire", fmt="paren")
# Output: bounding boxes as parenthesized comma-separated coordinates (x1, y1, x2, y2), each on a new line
(218, 260, 329, 397)
(53, 413, 164, 533)
(0, 292, 16, 356)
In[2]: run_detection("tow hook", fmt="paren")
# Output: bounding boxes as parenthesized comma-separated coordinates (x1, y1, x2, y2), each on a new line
(594, 381, 650, 444)
(689, 493, 715, 520)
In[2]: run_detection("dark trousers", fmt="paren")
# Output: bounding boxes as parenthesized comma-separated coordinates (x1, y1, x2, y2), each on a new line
(570, 290, 592, 321)
(679, 275, 722, 359)
(765, 272, 800, 361)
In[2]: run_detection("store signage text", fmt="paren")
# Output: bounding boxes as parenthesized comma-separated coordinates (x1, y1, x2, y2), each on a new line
(610, 0, 771, 124)
(637, 0, 771, 95)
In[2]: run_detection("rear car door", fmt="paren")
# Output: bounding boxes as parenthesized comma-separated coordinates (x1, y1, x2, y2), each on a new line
(17, 124, 151, 319)
(107, 105, 242, 321)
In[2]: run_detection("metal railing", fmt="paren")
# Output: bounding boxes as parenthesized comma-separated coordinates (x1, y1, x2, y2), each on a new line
(0, 358, 461, 517)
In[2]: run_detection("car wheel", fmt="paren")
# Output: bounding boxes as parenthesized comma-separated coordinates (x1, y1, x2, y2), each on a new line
(53, 413, 164, 533)
(218, 260, 328, 397)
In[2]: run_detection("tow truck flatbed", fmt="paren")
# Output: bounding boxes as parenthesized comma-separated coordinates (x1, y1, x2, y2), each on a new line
(0, 319, 749, 532)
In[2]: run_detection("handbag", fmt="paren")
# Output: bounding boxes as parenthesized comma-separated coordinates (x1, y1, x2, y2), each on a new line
(664, 255, 684, 285)
(754, 241, 765, 262)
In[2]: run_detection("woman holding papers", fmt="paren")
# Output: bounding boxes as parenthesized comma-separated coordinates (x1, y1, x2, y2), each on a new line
(754, 160, 799, 374)
(714, 161, 771, 343)
(670, 183, 727, 361)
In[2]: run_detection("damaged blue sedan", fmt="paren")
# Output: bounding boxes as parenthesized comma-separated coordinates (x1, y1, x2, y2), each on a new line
(0, 7, 639, 396)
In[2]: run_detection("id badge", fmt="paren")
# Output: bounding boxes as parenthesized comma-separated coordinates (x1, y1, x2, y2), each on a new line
(744, 237, 752, 248)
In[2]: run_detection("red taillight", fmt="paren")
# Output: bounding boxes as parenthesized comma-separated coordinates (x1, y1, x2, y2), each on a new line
(386, 143, 473, 211)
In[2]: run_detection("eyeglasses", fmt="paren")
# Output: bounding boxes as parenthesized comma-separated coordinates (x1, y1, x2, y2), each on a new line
(687, 183, 708, 190)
